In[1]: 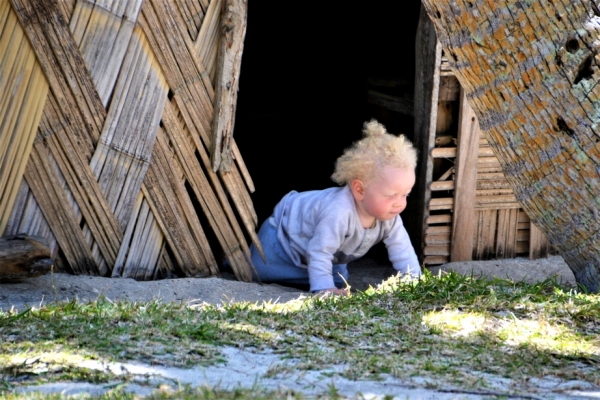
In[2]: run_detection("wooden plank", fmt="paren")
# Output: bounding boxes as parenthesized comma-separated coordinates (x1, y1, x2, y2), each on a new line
(161, 101, 258, 277)
(232, 140, 255, 193)
(141, 129, 216, 277)
(478, 204, 521, 210)
(423, 245, 451, 256)
(438, 166, 454, 181)
(475, 188, 515, 196)
(11, 0, 106, 140)
(477, 166, 504, 173)
(476, 194, 518, 204)
(426, 225, 452, 234)
(431, 147, 457, 158)
(195, 0, 221, 67)
(424, 233, 451, 245)
(503, 208, 519, 258)
(69, 1, 141, 107)
(24, 144, 98, 274)
(431, 146, 495, 159)
(495, 209, 510, 258)
(474, 211, 493, 260)
(517, 230, 530, 241)
(450, 88, 480, 261)
(177, 0, 204, 40)
(477, 157, 501, 165)
(410, 4, 441, 263)
(476, 180, 512, 190)
(122, 199, 163, 280)
(529, 221, 549, 260)
(518, 210, 530, 222)
(112, 192, 144, 277)
(423, 255, 449, 265)
(211, 0, 247, 172)
(41, 95, 123, 273)
(0, 32, 49, 233)
(482, 210, 497, 259)
(89, 29, 168, 230)
(430, 197, 454, 209)
(426, 214, 452, 224)
(516, 242, 529, 254)
(430, 181, 454, 191)
(477, 172, 508, 180)
(154, 241, 176, 280)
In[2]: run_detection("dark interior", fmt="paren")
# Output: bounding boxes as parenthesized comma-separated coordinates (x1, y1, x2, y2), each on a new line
(234, 1, 424, 261)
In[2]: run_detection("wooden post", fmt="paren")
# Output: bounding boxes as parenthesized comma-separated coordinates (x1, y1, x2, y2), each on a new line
(211, 0, 247, 173)
(410, 4, 442, 262)
(450, 89, 480, 261)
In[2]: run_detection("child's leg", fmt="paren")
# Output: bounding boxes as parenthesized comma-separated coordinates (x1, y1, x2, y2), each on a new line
(332, 264, 349, 289)
(250, 218, 310, 286)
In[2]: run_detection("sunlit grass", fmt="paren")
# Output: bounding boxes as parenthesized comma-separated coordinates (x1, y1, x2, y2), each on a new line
(1, 269, 600, 397)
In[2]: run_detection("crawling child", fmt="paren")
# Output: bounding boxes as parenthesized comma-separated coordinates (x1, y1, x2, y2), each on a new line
(249, 119, 421, 295)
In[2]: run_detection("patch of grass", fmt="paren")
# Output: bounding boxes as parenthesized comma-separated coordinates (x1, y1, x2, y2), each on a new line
(1, 270, 599, 397)
(0, 384, 341, 400)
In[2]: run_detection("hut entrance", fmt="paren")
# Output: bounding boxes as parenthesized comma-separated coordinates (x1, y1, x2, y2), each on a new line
(234, 2, 423, 266)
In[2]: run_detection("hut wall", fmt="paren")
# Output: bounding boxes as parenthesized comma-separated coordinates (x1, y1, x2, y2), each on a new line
(0, 0, 257, 281)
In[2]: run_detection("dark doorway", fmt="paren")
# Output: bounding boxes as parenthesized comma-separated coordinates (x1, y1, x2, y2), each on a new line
(234, 2, 423, 251)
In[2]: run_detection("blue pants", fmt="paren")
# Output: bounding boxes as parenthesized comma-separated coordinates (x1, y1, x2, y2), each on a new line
(250, 218, 348, 290)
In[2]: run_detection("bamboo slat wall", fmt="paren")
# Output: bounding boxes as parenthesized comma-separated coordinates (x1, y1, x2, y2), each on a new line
(0, 0, 258, 281)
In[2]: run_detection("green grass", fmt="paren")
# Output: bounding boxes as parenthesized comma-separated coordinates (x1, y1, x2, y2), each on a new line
(1, 270, 599, 399)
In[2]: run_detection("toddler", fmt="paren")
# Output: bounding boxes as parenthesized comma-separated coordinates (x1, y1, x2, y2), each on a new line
(250, 119, 421, 294)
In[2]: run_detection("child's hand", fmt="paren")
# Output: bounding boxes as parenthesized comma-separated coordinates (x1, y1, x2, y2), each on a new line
(315, 288, 350, 297)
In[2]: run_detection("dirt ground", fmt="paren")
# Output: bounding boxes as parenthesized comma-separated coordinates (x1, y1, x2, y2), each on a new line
(0, 255, 575, 312)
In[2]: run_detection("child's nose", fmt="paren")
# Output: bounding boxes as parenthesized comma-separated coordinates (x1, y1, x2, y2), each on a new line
(394, 199, 406, 209)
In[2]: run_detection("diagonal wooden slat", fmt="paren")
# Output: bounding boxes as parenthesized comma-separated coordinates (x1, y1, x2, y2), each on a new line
(176, 0, 206, 41)
(69, 1, 143, 107)
(0, 3, 49, 234)
(141, 127, 217, 277)
(194, 0, 220, 80)
(161, 100, 258, 275)
(25, 143, 97, 274)
(88, 25, 167, 230)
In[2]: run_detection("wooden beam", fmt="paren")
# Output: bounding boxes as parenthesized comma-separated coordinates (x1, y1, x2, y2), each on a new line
(450, 89, 480, 261)
(211, 0, 247, 173)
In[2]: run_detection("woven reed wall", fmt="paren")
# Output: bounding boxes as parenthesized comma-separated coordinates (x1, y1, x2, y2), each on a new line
(0, 0, 258, 281)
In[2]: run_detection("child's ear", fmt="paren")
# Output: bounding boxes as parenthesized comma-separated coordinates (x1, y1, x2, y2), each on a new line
(350, 179, 365, 200)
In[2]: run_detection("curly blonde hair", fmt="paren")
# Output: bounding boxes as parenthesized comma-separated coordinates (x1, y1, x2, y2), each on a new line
(331, 119, 417, 186)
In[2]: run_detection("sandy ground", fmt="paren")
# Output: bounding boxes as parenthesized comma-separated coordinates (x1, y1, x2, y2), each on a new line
(0, 255, 575, 312)
(5, 255, 596, 400)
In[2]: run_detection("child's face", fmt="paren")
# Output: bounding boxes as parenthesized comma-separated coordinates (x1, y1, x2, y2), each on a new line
(352, 166, 416, 224)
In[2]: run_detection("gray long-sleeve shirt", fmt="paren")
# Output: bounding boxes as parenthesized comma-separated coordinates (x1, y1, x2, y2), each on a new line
(271, 186, 421, 291)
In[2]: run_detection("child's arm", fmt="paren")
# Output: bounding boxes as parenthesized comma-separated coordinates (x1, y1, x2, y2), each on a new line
(384, 219, 422, 277)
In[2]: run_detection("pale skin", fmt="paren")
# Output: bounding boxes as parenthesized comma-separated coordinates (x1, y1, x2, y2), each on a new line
(318, 165, 417, 296)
